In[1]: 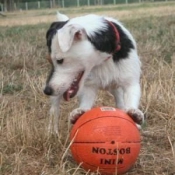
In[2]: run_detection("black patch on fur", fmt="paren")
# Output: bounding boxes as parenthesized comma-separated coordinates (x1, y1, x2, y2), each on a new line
(87, 20, 135, 62)
(46, 65, 54, 84)
(46, 21, 68, 53)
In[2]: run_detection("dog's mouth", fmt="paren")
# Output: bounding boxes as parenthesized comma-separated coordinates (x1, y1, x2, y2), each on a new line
(63, 71, 84, 101)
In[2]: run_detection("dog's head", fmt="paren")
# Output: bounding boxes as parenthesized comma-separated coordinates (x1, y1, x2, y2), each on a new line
(44, 14, 112, 100)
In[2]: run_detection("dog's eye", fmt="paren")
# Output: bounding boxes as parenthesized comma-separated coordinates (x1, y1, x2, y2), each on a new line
(56, 59, 64, 64)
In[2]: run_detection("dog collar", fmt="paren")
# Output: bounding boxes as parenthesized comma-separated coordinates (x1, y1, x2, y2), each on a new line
(107, 21, 121, 52)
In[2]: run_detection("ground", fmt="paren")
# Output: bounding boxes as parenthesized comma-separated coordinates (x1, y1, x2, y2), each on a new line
(0, 1, 175, 175)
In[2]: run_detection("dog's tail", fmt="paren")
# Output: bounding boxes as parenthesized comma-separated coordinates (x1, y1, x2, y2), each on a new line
(56, 11, 69, 21)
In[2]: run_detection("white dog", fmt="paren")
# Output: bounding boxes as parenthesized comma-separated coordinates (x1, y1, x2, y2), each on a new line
(44, 13, 144, 133)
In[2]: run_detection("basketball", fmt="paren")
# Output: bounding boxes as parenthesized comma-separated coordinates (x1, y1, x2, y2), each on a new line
(70, 107, 141, 175)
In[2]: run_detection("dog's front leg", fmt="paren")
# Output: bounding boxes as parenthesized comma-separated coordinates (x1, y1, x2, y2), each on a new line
(70, 86, 98, 124)
(123, 83, 144, 126)
(48, 96, 61, 134)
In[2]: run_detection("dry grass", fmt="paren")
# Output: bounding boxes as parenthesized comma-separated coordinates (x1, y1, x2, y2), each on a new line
(0, 1, 175, 26)
(0, 2, 175, 175)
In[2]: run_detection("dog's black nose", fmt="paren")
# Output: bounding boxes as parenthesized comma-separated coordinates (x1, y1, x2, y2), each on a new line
(44, 86, 53, 95)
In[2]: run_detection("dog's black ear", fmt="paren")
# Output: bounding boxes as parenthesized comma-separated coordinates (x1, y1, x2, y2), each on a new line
(57, 24, 85, 52)
(46, 21, 68, 53)
(46, 28, 56, 53)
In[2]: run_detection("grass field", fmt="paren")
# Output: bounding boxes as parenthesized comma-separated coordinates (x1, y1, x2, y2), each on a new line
(0, 2, 175, 175)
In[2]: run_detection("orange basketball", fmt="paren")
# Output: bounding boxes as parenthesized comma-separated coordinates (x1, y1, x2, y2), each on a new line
(70, 107, 141, 175)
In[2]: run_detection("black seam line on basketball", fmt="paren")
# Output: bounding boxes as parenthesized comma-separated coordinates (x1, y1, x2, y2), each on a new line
(73, 142, 105, 143)
(83, 116, 137, 129)
(121, 141, 141, 143)
(72, 116, 139, 137)
(73, 141, 141, 144)
(84, 161, 125, 169)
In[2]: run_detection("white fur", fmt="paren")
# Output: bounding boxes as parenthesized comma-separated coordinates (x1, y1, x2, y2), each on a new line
(45, 13, 144, 133)
(56, 11, 69, 21)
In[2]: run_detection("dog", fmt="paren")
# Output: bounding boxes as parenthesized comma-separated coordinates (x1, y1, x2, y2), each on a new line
(44, 13, 144, 133)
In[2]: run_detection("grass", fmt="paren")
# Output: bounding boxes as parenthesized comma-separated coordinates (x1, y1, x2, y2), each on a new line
(1, 1, 175, 26)
(0, 2, 175, 175)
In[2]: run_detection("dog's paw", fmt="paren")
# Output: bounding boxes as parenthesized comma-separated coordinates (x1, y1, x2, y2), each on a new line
(126, 109, 144, 125)
(69, 108, 89, 124)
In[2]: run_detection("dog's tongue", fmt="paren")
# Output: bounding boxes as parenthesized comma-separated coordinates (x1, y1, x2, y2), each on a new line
(63, 85, 79, 101)
(63, 71, 84, 101)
